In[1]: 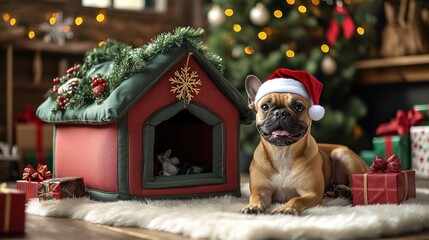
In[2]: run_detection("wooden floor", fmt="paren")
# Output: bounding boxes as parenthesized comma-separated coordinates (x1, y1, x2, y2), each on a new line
(4, 175, 429, 240)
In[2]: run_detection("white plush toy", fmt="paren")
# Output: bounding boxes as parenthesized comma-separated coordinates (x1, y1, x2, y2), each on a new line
(158, 149, 181, 176)
(157, 149, 208, 176)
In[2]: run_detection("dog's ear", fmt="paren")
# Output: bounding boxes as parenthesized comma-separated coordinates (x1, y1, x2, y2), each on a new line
(245, 75, 262, 109)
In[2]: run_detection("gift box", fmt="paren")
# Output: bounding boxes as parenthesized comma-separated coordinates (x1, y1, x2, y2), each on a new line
(38, 177, 86, 201)
(16, 164, 52, 202)
(0, 186, 25, 234)
(15, 123, 53, 152)
(373, 135, 411, 170)
(352, 170, 416, 205)
(413, 104, 429, 125)
(16, 123, 53, 172)
(411, 126, 429, 178)
(16, 180, 39, 202)
(359, 150, 375, 167)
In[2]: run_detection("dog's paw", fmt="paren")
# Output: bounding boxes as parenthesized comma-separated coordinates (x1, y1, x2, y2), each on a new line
(334, 184, 352, 200)
(271, 206, 300, 216)
(240, 203, 265, 215)
(324, 190, 336, 198)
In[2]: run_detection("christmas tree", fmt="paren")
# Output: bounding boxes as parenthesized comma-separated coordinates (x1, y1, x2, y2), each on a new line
(206, 0, 377, 153)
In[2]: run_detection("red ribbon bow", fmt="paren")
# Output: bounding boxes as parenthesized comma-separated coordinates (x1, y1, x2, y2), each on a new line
(375, 109, 425, 136)
(15, 105, 42, 124)
(369, 154, 403, 173)
(22, 164, 52, 182)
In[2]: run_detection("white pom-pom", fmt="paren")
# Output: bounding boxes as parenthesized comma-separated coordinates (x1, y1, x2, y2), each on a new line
(309, 105, 325, 121)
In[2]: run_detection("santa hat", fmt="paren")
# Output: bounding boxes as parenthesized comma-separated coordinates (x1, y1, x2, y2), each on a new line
(254, 68, 325, 121)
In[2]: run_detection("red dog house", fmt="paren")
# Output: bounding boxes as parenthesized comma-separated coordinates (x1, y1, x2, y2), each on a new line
(36, 28, 253, 201)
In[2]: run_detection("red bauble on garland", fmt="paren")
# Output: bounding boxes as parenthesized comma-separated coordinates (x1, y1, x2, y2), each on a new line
(92, 85, 105, 98)
(90, 76, 108, 98)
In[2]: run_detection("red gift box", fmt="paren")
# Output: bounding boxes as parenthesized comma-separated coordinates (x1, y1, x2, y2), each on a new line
(16, 180, 39, 202)
(0, 187, 25, 234)
(38, 177, 86, 201)
(16, 164, 52, 202)
(352, 170, 416, 205)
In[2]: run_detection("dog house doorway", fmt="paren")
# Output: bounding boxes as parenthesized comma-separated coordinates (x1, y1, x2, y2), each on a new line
(142, 101, 226, 189)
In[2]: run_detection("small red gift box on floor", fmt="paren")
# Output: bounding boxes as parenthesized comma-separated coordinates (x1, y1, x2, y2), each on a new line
(38, 177, 86, 201)
(16, 164, 51, 202)
(0, 185, 25, 234)
(352, 154, 416, 205)
(15, 180, 38, 202)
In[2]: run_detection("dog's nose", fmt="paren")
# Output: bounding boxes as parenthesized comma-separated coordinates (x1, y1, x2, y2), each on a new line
(273, 109, 289, 118)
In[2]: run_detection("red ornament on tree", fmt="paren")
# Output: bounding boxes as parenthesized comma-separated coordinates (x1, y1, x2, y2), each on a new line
(326, 0, 355, 45)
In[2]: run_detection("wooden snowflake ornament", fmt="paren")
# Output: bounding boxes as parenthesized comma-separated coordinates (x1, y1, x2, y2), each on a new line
(169, 52, 202, 104)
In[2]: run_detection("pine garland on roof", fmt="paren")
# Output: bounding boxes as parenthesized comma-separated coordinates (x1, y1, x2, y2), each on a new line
(47, 27, 225, 113)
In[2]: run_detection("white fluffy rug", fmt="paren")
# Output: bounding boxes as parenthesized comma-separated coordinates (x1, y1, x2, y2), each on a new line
(26, 186, 429, 240)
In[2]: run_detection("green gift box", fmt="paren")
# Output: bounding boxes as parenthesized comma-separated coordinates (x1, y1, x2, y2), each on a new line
(413, 104, 429, 125)
(359, 150, 376, 167)
(372, 135, 411, 170)
(23, 150, 53, 173)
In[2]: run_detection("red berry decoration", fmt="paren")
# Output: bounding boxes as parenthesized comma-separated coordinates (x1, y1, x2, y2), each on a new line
(53, 77, 60, 84)
(369, 156, 387, 173)
(52, 77, 60, 93)
(386, 154, 403, 172)
(66, 65, 80, 76)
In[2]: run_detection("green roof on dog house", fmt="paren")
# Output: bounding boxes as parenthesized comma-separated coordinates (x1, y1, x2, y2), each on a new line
(36, 27, 254, 201)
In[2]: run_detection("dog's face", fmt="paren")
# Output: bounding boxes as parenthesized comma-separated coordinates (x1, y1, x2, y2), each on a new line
(245, 75, 311, 147)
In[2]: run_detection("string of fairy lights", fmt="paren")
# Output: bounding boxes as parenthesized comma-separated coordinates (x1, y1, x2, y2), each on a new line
(2, 10, 108, 47)
(2, 0, 367, 54)
(208, 0, 366, 58)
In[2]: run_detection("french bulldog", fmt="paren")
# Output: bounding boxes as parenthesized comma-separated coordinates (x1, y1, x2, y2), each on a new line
(241, 68, 368, 215)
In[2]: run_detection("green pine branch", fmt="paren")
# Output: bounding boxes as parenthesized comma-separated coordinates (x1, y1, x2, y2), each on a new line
(47, 27, 225, 113)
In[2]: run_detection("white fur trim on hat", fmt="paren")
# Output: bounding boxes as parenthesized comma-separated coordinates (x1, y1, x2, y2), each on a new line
(255, 78, 325, 121)
(254, 78, 311, 105)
